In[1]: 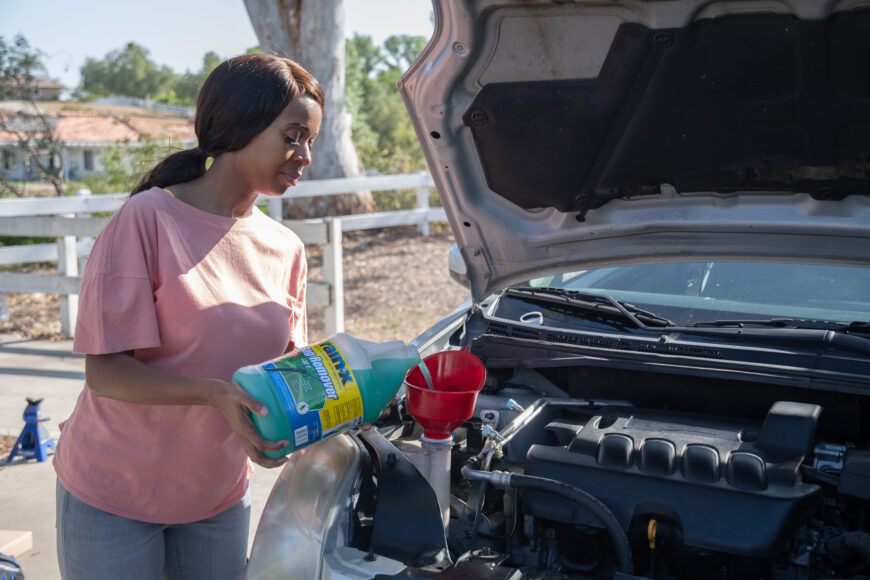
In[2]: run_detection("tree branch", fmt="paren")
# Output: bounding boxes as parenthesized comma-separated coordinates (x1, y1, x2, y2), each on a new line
(0, 173, 26, 197)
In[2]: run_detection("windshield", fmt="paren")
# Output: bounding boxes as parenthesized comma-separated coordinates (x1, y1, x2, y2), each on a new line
(525, 262, 870, 327)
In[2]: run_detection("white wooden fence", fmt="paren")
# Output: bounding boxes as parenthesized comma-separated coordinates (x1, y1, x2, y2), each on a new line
(0, 172, 445, 336)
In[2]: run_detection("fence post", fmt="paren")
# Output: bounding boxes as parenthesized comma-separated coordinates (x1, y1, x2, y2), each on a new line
(76, 188, 93, 274)
(416, 185, 430, 237)
(56, 188, 92, 335)
(268, 197, 283, 221)
(57, 216, 76, 337)
(323, 217, 344, 335)
(57, 231, 78, 336)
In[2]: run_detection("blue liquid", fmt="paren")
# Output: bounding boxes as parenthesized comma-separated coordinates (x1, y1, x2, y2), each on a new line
(417, 360, 435, 390)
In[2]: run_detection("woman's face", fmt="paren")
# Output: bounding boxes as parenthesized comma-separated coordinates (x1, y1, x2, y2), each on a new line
(235, 95, 323, 196)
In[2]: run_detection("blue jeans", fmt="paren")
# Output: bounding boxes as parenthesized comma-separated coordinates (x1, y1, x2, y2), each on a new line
(56, 480, 250, 580)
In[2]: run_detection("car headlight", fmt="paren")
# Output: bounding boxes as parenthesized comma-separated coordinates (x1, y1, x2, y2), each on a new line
(242, 433, 406, 580)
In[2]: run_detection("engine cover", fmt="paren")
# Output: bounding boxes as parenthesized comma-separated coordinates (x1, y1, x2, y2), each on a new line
(522, 401, 822, 558)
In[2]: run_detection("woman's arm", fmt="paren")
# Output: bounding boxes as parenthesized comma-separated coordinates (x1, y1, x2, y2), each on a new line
(86, 352, 288, 468)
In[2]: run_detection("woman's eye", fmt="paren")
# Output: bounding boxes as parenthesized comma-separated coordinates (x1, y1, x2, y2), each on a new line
(285, 128, 305, 147)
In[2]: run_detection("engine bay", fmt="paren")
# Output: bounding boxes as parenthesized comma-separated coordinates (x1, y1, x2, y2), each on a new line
(352, 339, 870, 580)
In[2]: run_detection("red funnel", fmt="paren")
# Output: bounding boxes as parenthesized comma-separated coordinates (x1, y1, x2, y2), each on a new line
(404, 349, 486, 439)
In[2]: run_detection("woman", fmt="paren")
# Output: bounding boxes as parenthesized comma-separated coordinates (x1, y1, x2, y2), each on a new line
(53, 54, 324, 580)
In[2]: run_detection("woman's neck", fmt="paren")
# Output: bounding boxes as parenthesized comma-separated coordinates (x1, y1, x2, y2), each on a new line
(167, 160, 258, 219)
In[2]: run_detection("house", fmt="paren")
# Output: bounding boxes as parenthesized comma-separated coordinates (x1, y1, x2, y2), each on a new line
(0, 104, 196, 183)
(29, 79, 65, 101)
(0, 77, 65, 101)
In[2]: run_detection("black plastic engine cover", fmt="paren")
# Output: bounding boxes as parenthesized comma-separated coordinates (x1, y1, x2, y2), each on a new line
(522, 401, 822, 558)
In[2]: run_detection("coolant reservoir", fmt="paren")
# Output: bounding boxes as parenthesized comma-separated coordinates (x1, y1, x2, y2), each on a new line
(233, 333, 420, 458)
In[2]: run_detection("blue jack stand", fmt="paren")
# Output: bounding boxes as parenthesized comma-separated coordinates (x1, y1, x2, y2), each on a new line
(6, 397, 56, 463)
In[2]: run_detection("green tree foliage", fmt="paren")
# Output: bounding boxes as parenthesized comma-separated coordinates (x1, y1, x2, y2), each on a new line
(76, 44, 220, 105)
(345, 35, 380, 167)
(164, 51, 221, 104)
(345, 33, 428, 180)
(349, 34, 382, 77)
(382, 35, 428, 71)
(0, 34, 47, 99)
(77, 43, 175, 100)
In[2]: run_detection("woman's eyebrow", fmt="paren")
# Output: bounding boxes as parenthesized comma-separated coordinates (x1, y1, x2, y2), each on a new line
(285, 122, 318, 137)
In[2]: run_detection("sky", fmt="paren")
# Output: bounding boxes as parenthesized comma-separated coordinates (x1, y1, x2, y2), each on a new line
(1, 0, 434, 92)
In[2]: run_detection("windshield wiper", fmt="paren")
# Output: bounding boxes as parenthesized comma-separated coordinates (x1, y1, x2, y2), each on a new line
(507, 287, 675, 329)
(694, 319, 870, 333)
(689, 318, 870, 354)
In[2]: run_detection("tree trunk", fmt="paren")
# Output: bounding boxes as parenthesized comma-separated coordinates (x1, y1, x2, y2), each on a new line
(244, 0, 375, 219)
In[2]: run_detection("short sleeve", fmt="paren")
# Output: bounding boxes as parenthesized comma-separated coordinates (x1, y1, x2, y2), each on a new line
(72, 198, 162, 355)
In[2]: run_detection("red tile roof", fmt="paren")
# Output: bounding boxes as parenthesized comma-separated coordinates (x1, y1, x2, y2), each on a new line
(54, 115, 139, 143)
(125, 117, 196, 141)
(0, 113, 195, 145)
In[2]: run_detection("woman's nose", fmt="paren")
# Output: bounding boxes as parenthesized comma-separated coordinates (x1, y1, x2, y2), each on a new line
(295, 143, 312, 166)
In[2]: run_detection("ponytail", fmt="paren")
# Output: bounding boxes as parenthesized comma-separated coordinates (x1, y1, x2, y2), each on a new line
(131, 147, 209, 195)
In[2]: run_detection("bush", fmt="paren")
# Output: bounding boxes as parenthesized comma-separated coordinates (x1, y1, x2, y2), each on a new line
(372, 189, 441, 213)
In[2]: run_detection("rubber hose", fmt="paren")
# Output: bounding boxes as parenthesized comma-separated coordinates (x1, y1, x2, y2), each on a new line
(470, 479, 487, 545)
(508, 473, 633, 574)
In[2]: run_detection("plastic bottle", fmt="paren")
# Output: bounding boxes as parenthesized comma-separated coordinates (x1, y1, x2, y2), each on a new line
(232, 333, 420, 458)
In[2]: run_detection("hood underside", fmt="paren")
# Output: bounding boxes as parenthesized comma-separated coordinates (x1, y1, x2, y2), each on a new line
(399, 0, 870, 302)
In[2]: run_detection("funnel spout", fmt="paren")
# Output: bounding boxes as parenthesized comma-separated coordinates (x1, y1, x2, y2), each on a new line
(421, 435, 453, 529)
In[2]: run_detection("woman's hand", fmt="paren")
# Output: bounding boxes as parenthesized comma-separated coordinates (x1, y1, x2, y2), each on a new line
(206, 380, 290, 469)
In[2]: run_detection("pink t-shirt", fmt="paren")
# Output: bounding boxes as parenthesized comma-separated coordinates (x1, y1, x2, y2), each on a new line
(53, 187, 307, 524)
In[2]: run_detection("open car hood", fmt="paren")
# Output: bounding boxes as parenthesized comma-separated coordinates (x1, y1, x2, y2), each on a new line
(398, 0, 870, 303)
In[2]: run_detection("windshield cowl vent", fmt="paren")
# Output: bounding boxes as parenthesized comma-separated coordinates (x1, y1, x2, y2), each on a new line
(486, 321, 724, 359)
(489, 321, 543, 341)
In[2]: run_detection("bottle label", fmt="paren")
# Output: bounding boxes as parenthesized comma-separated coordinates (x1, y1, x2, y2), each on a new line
(263, 340, 363, 449)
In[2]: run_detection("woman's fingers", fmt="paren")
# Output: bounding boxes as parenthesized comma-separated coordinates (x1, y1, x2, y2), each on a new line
(212, 381, 290, 468)
(234, 386, 269, 417)
(232, 404, 289, 456)
(238, 425, 288, 468)
(246, 443, 289, 468)
(262, 438, 290, 451)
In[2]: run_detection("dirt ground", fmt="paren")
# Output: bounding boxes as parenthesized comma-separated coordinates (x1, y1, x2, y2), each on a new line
(0, 226, 470, 345)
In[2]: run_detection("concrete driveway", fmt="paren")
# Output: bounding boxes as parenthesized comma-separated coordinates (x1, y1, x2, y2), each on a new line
(0, 335, 283, 580)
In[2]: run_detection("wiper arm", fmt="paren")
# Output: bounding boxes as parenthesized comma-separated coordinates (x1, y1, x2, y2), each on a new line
(694, 318, 840, 329)
(508, 287, 675, 329)
(694, 318, 870, 333)
(689, 318, 870, 355)
(842, 321, 870, 335)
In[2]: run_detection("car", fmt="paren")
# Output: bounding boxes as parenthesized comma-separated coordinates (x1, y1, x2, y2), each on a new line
(242, 0, 870, 578)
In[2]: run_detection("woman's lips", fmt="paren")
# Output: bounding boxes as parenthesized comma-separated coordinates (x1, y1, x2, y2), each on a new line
(281, 170, 302, 186)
